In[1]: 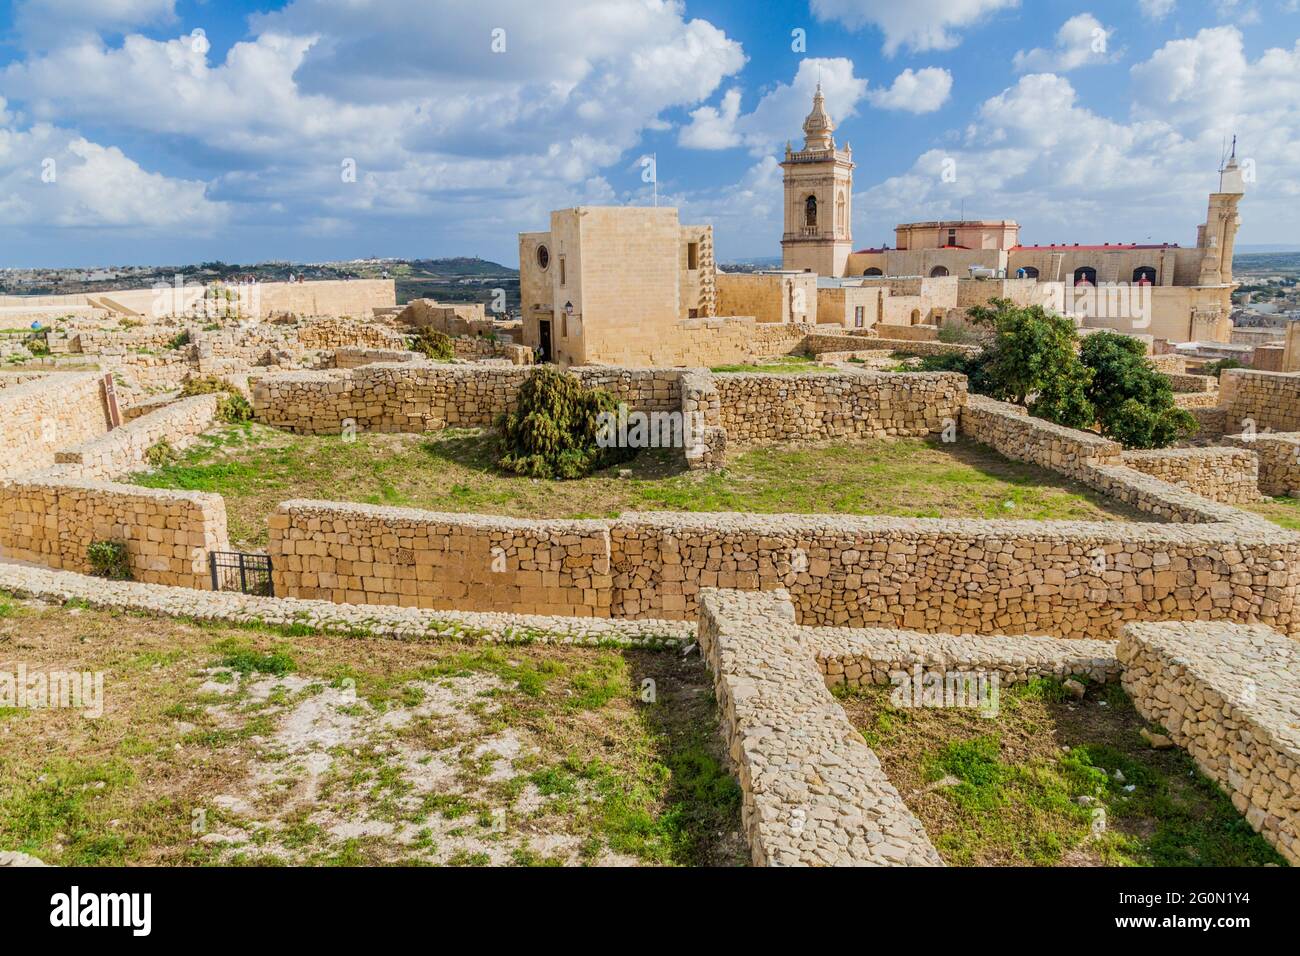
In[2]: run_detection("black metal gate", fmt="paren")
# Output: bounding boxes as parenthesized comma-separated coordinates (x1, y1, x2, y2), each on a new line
(209, 551, 273, 596)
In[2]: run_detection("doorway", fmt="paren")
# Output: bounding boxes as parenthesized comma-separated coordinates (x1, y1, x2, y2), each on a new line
(538, 320, 553, 363)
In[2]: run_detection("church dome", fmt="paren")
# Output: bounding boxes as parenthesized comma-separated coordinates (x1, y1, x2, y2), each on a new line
(802, 84, 835, 151)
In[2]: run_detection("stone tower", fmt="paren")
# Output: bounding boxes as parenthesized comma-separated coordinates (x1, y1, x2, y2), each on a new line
(1196, 140, 1246, 287)
(780, 84, 854, 277)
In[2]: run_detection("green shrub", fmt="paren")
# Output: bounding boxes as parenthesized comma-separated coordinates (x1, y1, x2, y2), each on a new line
(410, 327, 454, 361)
(87, 540, 132, 581)
(496, 366, 634, 479)
(144, 437, 177, 466)
(166, 330, 192, 350)
(1079, 331, 1197, 449)
(1201, 358, 1245, 379)
(180, 376, 253, 423)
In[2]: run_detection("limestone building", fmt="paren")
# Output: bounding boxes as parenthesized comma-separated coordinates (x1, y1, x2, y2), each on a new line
(780, 84, 855, 278)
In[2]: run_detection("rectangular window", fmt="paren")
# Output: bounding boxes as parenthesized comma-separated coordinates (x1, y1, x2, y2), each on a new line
(559, 256, 566, 286)
(687, 242, 699, 271)
(854, 306, 865, 328)
(561, 314, 568, 338)
(688, 308, 699, 318)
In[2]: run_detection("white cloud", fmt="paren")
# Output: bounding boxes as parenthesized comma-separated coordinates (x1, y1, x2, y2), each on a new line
(810, 0, 1020, 55)
(679, 89, 743, 149)
(857, 28, 1300, 247)
(1138, 0, 1176, 18)
(867, 68, 954, 113)
(14, 0, 176, 48)
(0, 115, 226, 229)
(678, 58, 869, 155)
(1013, 14, 1119, 73)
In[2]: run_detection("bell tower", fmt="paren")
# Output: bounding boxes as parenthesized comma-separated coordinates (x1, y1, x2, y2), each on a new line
(1196, 138, 1246, 287)
(780, 84, 854, 277)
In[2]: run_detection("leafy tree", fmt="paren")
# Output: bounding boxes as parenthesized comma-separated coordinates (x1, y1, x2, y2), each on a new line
(1079, 331, 1196, 448)
(497, 366, 634, 479)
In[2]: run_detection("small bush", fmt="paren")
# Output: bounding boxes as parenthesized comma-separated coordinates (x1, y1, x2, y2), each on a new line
(166, 330, 192, 350)
(144, 437, 177, 466)
(1201, 358, 1245, 379)
(180, 376, 253, 423)
(87, 540, 132, 581)
(410, 327, 454, 361)
(496, 366, 634, 479)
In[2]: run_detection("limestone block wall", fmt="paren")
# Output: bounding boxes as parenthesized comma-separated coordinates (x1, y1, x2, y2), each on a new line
(0, 372, 110, 478)
(269, 501, 611, 616)
(608, 511, 1300, 637)
(1119, 621, 1300, 865)
(872, 324, 939, 342)
(1120, 447, 1260, 504)
(1219, 368, 1300, 433)
(252, 363, 685, 434)
(863, 338, 980, 358)
(332, 347, 422, 369)
(1223, 433, 1300, 497)
(1166, 373, 1217, 393)
(52, 395, 219, 480)
(713, 372, 965, 445)
(813, 627, 1120, 692)
(697, 588, 943, 867)
(0, 477, 227, 587)
(98, 350, 194, 396)
(960, 394, 1121, 478)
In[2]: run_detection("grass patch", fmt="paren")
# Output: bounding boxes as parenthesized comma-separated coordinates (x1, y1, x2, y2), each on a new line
(126, 425, 1143, 548)
(837, 679, 1285, 867)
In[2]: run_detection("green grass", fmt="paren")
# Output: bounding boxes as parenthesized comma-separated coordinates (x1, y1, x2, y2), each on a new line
(710, 356, 829, 374)
(838, 679, 1286, 867)
(126, 424, 1143, 548)
(1246, 495, 1300, 530)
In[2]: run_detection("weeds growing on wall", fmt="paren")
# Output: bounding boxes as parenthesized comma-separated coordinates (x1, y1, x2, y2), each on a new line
(410, 327, 454, 361)
(496, 366, 635, 479)
(144, 437, 177, 467)
(181, 376, 254, 423)
(87, 540, 132, 581)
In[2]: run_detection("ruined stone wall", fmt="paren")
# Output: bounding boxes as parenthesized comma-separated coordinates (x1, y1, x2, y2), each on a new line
(1120, 447, 1260, 504)
(1119, 621, 1300, 865)
(1223, 433, 1300, 498)
(0, 372, 110, 478)
(960, 394, 1122, 478)
(52, 395, 219, 480)
(1219, 368, 1300, 433)
(713, 372, 965, 445)
(269, 500, 611, 616)
(0, 477, 227, 588)
(332, 347, 422, 369)
(252, 363, 685, 434)
(697, 588, 943, 867)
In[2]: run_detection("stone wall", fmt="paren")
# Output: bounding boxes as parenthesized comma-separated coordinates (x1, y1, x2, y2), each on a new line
(252, 363, 684, 434)
(1119, 620, 1299, 865)
(269, 500, 611, 616)
(0, 477, 227, 587)
(697, 588, 943, 866)
(1120, 447, 1260, 504)
(713, 372, 965, 445)
(52, 395, 219, 480)
(961, 394, 1122, 478)
(1219, 368, 1300, 433)
(332, 347, 422, 369)
(1223, 433, 1300, 498)
(0, 372, 110, 478)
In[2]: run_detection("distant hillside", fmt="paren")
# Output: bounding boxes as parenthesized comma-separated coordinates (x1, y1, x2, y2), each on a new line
(408, 257, 517, 276)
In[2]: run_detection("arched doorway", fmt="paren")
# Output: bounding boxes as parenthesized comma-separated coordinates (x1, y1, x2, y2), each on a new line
(1018, 266, 1039, 279)
(910, 309, 922, 325)
(930, 266, 950, 278)
(863, 267, 883, 277)
(1133, 266, 1157, 285)
(1073, 266, 1097, 286)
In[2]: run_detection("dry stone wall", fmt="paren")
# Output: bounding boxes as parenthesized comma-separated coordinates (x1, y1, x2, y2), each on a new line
(0, 477, 227, 588)
(52, 395, 219, 480)
(1219, 369, 1300, 434)
(0, 372, 110, 478)
(713, 372, 965, 445)
(1119, 620, 1300, 865)
(1223, 433, 1300, 498)
(1120, 447, 1260, 504)
(698, 588, 943, 866)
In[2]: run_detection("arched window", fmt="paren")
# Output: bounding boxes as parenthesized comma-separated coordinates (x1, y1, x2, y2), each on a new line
(1018, 266, 1039, 279)
(1073, 266, 1097, 286)
(930, 266, 950, 278)
(1133, 266, 1157, 285)
(863, 267, 883, 277)
(805, 195, 818, 228)
(536, 245, 550, 271)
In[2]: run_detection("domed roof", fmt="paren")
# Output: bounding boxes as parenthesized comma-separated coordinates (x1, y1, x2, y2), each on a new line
(802, 84, 835, 151)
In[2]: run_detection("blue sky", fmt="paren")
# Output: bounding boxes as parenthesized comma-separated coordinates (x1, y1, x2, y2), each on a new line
(1, 0, 1297, 268)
